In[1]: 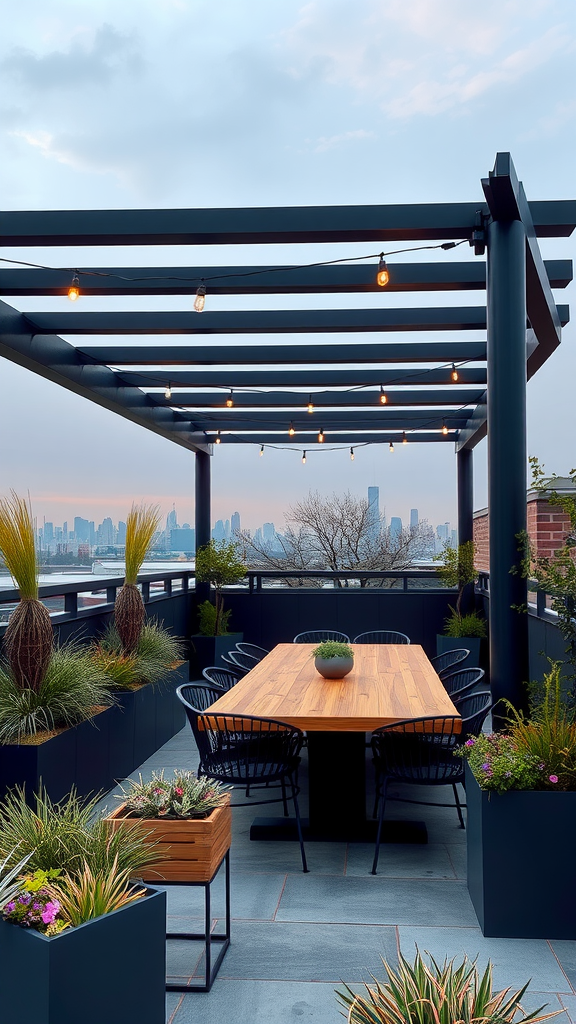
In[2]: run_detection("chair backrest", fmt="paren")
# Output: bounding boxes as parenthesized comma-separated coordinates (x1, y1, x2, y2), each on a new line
(293, 629, 350, 644)
(353, 630, 410, 645)
(176, 682, 225, 759)
(430, 648, 470, 676)
(236, 642, 269, 662)
(227, 650, 258, 673)
(220, 651, 248, 674)
(371, 716, 462, 782)
(453, 690, 492, 737)
(198, 714, 304, 782)
(441, 667, 484, 698)
(202, 666, 241, 691)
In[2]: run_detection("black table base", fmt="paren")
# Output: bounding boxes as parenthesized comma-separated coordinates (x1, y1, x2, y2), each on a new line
(249, 816, 427, 843)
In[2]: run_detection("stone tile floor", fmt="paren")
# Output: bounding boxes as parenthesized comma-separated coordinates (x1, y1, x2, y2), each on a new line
(95, 727, 576, 1024)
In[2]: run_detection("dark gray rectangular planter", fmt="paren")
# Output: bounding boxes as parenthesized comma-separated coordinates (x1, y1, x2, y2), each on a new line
(191, 633, 243, 672)
(436, 635, 482, 669)
(466, 764, 576, 938)
(0, 886, 166, 1024)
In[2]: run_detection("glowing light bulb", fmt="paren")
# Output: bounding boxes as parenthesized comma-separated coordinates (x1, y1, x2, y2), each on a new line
(67, 274, 80, 301)
(451, 363, 459, 382)
(377, 255, 389, 287)
(379, 386, 387, 405)
(288, 422, 296, 437)
(389, 441, 394, 453)
(350, 447, 355, 461)
(442, 422, 449, 436)
(215, 430, 221, 444)
(194, 284, 206, 312)
(302, 451, 307, 464)
(164, 383, 172, 400)
(259, 445, 264, 456)
(402, 432, 408, 445)
(318, 428, 325, 443)
(307, 395, 314, 414)
(226, 390, 234, 408)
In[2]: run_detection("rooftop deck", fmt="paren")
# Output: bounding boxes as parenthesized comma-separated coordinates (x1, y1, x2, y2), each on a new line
(95, 726, 576, 1024)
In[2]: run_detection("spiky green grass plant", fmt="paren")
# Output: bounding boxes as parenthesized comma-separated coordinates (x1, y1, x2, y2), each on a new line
(338, 951, 560, 1024)
(0, 787, 161, 878)
(0, 492, 53, 692)
(114, 503, 161, 653)
(0, 640, 114, 744)
(95, 620, 183, 689)
(51, 857, 146, 926)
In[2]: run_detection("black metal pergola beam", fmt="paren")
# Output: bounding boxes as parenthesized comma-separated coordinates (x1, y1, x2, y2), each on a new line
(162, 388, 485, 408)
(201, 431, 458, 444)
(183, 411, 471, 431)
(1, 200, 575, 246)
(1, 260, 572, 295)
(118, 367, 489, 388)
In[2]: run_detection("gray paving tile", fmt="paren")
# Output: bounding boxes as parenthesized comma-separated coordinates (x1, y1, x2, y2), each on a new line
(230, 841, 346, 875)
(195, 919, 397, 981)
(446, 843, 467, 878)
(171, 979, 341, 1023)
(160, 871, 286, 920)
(276, 875, 478, 926)
(560, 994, 576, 1022)
(345, 842, 456, 878)
(550, 942, 576, 990)
(166, 993, 182, 1023)
(166, 937, 204, 980)
(398, 927, 572, 992)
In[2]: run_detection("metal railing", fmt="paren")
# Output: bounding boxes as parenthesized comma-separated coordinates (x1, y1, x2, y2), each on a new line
(244, 568, 453, 593)
(477, 571, 560, 620)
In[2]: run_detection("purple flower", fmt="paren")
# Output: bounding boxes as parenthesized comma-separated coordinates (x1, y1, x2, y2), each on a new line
(18, 894, 31, 905)
(41, 901, 60, 925)
(549, 775, 558, 784)
(538, 762, 545, 770)
(465, 739, 475, 747)
(481, 763, 491, 771)
(4, 901, 15, 914)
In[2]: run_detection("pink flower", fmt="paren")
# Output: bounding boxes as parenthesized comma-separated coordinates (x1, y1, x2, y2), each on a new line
(41, 901, 60, 925)
(549, 775, 558, 784)
(174, 787, 184, 796)
(465, 739, 475, 747)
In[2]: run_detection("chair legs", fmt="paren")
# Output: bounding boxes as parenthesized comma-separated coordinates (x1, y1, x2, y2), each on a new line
(371, 777, 388, 875)
(290, 774, 309, 873)
(281, 777, 289, 817)
(452, 783, 465, 829)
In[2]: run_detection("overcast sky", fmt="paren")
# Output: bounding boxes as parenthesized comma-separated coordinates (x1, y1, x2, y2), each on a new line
(1, 0, 575, 533)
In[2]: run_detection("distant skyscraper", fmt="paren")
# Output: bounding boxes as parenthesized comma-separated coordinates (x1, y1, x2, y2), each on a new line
(262, 522, 275, 542)
(166, 506, 178, 532)
(367, 487, 380, 537)
(171, 527, 195, 553)
(451, 529, 458, 549)
(212, 520, 226, 542)
(410, 509, 419, 529)
(117, 521, 127, 544)
(231, 512, 241, 536)
(74, 517, 90, 543)
(390, 517, 402, 541)
(43, 522, 54, 544)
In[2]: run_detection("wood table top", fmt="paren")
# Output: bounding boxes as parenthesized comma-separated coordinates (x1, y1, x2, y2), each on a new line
(205, 643, 460, 732)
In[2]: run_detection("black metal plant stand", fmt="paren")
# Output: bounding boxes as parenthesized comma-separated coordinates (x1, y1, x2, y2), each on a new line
(164, 850, 231, 993)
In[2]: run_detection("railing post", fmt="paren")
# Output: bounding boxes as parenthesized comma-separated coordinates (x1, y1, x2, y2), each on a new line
(106, 586, 117, 605)
(141, 581, 150, 603)
(64, 591, 78, 617)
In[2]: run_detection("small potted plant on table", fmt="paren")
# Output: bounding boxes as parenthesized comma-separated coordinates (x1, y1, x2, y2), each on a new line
(313, 641, 355, 679)
(192, 539, 247, 670)
(435, 540, 486, 666)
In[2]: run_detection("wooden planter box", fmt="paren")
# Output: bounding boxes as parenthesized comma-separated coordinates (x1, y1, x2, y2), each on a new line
(0, 663, 189, 805)
(466, 764, 576, 938)
(106, 794, 232, 882)
(0, 886, 166, 1024)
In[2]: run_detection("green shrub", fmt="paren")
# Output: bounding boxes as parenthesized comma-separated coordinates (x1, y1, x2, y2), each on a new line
(444, 607, 487, 638)
(95, 619, 183, 688)
(312, 641, 354, 659)
(197, 600, 232, 637)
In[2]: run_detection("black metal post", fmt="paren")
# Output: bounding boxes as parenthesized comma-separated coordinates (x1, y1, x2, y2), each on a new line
(195, 449, 211, 603)
(486, 217, 529, 717)
(457, 447, 474, 614)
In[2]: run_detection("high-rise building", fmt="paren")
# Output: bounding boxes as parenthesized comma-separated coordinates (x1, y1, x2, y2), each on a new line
(262, 522, 275, 542)
(231, 512, 241, 536)
(367, 486, 380, 537)
(451, 529, 458, 549)
(212, 520, 226, 542)
(74, 517, 90, 543)
(410, 509, 419, 529)
(116, 521, 127, 544)
(43, 522, 54, 545)
(166, 506, 178, 532)
(171, 527, 195, 553)
(390, 516, 402, 541)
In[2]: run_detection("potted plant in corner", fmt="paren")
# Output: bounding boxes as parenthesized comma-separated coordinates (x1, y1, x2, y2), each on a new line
(192, 539, 247, 670)
(312, 641, 355, 679)
(458, 660, 576, 939)
(434, 540, 486, 667)
(105, 769, 231, 882)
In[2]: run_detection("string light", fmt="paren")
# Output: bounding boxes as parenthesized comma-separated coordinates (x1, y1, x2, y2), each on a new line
(389, 440, 394, 453)
(318, 427, 325, 443)
(164, 383, 172, 400)
(302, 451, 307, 464)
(226, 390, 234, 408)
(259, 445, 264, 456)
(193, 283, 206, 312)
(215, 430, 221, 444)
(288, 422, 296, 437)
(307, 395, 314, 414)
(451, 363, 459, 382)
(402, 432, 408, 445)
(442, 421, 449, 435)
(379, 386, 388, 405)
(350, 447, 355, 461)
(67, 273, 80, 301)
(377, 255, 390, 287)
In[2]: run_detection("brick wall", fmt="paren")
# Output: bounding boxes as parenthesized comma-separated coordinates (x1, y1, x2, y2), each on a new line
(473, 496, 573, 573)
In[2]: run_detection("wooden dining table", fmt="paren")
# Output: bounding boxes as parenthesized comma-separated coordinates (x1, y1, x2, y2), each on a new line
(205, 643, 460, 842)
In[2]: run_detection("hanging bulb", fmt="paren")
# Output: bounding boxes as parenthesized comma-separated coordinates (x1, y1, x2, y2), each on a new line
(451, 363, 459, 382)
(377, 254, 390, 287)
(402, 431, 408, 445)
(307, 395, 314, 414)
(288, 421, 296, 437)
(194, 283, 206, 312)
(350, 447, 355, 461)
(379, 386, 387, 405)
(389, 440, 394, 453)
(442, 421, 449, 436)
(164, 383, 172, 400)
(215, 430, 221, 444)
(302, 451, 307, 464)
(318, 427, 325, 443)
(226, 390, 234, 408)
(259, 445, 264, 456)
(67, 273, 80, 301)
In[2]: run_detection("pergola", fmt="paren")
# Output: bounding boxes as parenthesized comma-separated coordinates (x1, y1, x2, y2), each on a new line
(0, 152, 574, 710)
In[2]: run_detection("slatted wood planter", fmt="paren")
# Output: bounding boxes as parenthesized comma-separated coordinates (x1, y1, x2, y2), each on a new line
(105, 794, 231, 882)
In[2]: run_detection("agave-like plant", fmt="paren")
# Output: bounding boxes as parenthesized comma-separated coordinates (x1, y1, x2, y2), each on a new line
(0, 847, 33, 908)
(338, 950, 562, 1024)
(114, 503, 161, 653)
(0, 492, 53, 692)
(50, 856, 146, 927)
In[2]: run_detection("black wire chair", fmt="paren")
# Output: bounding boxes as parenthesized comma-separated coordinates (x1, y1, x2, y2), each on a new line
(441, 667, 485, 699)
(202, 666, 241, 691)
(198, 712, 309, 872)
(430, 649, 470, 677)
(293, 629, 350, 643)
(353, 630, 411, 645)
(220, 651, 249, 674)
(226, 650, 259, 674)
(452, 689, 492, 736)
(236, 642, 269, 662)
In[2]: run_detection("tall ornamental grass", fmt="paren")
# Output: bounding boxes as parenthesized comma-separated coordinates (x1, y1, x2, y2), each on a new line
(114, 503, 160, 653)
